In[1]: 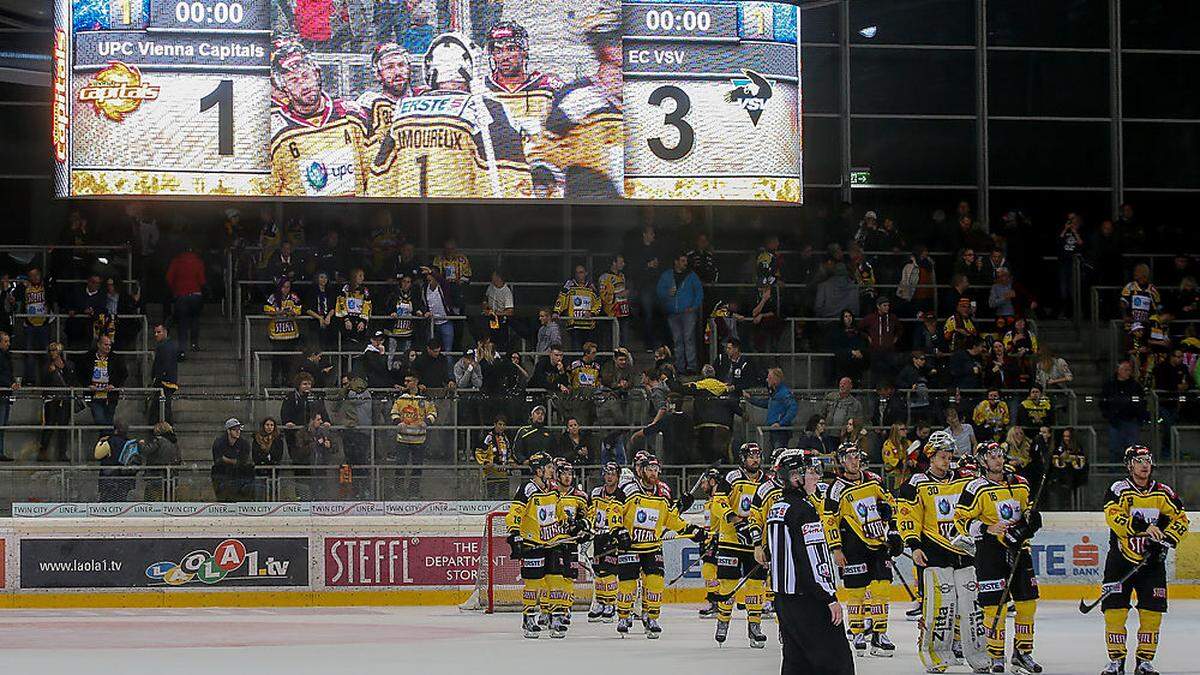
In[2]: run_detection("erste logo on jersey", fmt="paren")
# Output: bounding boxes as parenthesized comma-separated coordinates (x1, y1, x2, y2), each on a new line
(724, 69, 774, 127)
(79, 61, 160, 122)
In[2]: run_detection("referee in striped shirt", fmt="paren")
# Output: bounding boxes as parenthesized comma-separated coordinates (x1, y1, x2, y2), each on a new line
(763, 451, 854, 674)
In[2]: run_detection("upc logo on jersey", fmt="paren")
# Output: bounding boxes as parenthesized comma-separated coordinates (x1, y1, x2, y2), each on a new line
(78, 62, 159, 122)
(724, 70, 774, 127)
(936, 497, 952, 515)
(306, 162, 329, 190)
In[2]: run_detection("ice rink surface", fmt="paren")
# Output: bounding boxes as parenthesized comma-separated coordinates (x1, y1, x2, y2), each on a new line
(1, 601, 1198, 674)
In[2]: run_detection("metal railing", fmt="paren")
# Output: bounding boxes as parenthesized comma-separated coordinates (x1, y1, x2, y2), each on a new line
(0, 244, 133, 282)
(10, 313, 150, 353)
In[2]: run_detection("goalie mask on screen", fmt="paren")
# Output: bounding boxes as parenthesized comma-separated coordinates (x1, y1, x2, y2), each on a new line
(371, 42, 412, 97)
(486, 21, 529, 79)
(424, 32, 477, 91)
(271, 41, 322, 111)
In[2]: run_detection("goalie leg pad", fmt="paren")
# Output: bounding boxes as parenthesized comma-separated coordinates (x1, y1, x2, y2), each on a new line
(953, 565, 991, 671)
(918, 566, 958, 671)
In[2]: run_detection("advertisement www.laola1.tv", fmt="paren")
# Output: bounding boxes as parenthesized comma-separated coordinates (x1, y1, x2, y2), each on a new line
(52, 0, 802, 202)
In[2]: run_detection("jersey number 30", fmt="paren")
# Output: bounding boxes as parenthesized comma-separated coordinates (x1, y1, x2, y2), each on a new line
(647, 85, 695, 161)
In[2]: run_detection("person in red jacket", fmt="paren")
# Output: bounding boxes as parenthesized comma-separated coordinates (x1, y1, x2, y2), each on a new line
(166, 246, 206, 358)
(860, 295, 902, 384)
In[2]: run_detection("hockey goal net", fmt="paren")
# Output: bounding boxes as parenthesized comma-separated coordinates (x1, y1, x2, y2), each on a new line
(460, 510, 594, 613)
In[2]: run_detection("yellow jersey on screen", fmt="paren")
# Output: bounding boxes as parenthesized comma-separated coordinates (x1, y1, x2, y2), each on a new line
(270, 95, 368, 197)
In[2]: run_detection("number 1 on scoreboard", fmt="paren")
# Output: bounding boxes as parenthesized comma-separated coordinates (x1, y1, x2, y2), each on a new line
(200, 79, 234, 156)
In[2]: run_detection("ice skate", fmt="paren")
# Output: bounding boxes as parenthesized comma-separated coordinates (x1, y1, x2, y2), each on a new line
(616, 616, 631, 637)
(906, 603, 922, 621)
(1134, 660, 1159, 675)
(1011, 651, 1042, 675)
(715, 620, 729, 645)
(549, 613, 567, 638)
(748, 622, 766, 649)
(761, 601, 775, 619)
(990, 657, 1006, 673)
(1100, 660, 1125, 675)
(587, 602, 603, 623)
(601, 604, 616, 623)
(644, 618, 662, 639)
(870, 632, 895, 657)
(522, 614, 541, 639)
(852, 632, 868, 657)
(698, 601, 718, 618)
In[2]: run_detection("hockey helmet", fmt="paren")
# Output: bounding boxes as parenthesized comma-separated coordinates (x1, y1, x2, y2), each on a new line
(424, 32, 477, 89)
(555, 457, 575, 474)
(635, 453, 661, 471)
(578, 8, 621, 45)
(923, 430, 955, 457)
(1124, 444, 1153, 467)
(601, 461, 621, 476)
(372, 41, 410, 71)
(837, 441, 865, 460)
(527, 451, 554, 471)
(738, 442, 762, 462)
(486, 21, 529, 53)
(271, 40, 318, 89)
(975, 441, 1005, 461)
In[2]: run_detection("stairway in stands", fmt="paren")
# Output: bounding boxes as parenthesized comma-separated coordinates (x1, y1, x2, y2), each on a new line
(1032, 319, 1122, 458)
(172, 303, 244, 464)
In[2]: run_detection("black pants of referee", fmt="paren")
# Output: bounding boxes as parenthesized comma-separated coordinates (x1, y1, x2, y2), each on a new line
(776, 594, 855, 675)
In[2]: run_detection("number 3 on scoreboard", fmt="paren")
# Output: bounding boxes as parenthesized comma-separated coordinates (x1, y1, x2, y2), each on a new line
(200, 80, 234, 156)
(647, 85, 694, 162)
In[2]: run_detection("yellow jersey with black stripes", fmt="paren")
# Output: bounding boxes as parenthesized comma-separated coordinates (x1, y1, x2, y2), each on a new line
(558, 486, 588, 533)
(589, 485, 622, 535)
(527, 77, 623, 199)
(505, 479, 565, 547)
(823, 470, 893, 550)
(896, 470, 972, 556)
(270, 96, 368, 197)
(364, 91, 533, 199)
(612, 487, 692, 552)
(954, 474, 1031, 546)
(1103, 478, 1189, 564)
(715, 468, 767, 551)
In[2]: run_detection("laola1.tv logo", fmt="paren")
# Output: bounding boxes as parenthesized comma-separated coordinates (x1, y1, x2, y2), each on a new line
(146, 539, 290, 586)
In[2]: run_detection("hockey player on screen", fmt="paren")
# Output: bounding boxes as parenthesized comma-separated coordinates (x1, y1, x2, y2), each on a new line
(824, 441, 900, 658)
(363, 32, 533, 199)
(526, 9, 624, 199)
(610, 454, 707, 638)
(1098, 445, 1189, 675)
(709, 443, 769, 647)
(269, 41, 369, 197)
(896, 431, 990, 673)
(484, 21, 563, 141)
(356, 42, 422, 139)
(587, 461, 623, 623)
(955, 442, 1043, 675)
(552, 458, 590, 633)
(505, 451, 566, 639)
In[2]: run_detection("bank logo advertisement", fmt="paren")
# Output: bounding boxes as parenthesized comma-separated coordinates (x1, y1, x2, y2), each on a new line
(20, 537, 308, 589)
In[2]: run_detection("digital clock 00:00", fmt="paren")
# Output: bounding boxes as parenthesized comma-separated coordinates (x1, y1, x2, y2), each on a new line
(174, 1, 246, 24)
(643, 8, 712, 32)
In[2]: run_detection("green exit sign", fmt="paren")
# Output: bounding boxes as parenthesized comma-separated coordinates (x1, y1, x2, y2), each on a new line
(850, 168, 872, 185)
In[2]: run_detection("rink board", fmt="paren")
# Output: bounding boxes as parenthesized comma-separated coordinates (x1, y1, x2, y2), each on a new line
(2, 507, 1199, 608)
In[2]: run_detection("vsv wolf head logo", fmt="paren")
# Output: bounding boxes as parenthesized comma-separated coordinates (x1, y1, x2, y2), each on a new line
(724, 69, 774, 126)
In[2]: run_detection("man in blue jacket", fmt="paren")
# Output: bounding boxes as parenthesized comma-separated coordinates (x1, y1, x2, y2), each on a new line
(744, 367, 798, 449)
(657, 253, 703, 374)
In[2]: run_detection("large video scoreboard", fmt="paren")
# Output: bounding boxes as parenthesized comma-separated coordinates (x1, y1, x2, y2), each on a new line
(52, 0, 802, 202)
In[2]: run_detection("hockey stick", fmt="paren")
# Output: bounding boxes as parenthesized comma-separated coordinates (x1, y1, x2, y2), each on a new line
(712, 563, 764, 603)
(667, 552, 706, 587)
(1079, 559, 1149, 614)
(889, 559, 917, 602)
(986, 465, 1050, 637)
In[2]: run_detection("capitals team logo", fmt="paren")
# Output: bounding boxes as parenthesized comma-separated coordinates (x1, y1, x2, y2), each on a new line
(78, 62, 159, 122)
(306, 161, 330, 190)
(724, 69, 774, 127)
(636, 510, 649, 524)
(145, 538, 290, 586)
(936, 497, 952, 515)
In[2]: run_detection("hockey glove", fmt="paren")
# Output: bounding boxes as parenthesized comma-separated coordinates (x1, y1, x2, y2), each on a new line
(1003, 519, 1032, 549)
(1145, 538, 1171, 564)
(1131, 511, 1151, 533)
(887, 531, 905, 558)
(613, 529, 633, 551)
(734, 520, 761, 547)
(687, 525, 708, 544)
(507, 532, 525, 560)
(1028, 510, 1043, 534)
(677, 493, 696, 513)
(877, 500, 894, 524)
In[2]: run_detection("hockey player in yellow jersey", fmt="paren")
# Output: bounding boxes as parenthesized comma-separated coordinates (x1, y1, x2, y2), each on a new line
(711, 443, 769, 647)
(825, 441, 901, 658)
(356, 42, 422, 139)
(690, 468, 723, 619)
(505, 452, 565, 639)
(552, 458, 590, 633)
(269, 41, 368, 197)
(484, 22, 563, 144)
(956, 442, 1043, 675)
(610, 454, 707, 638)
(527, 10, 623, 199)
(896, 431, 990, 673)
(364, 32, 532, 199)
(1099, 445, 1189, 675)
(587, 462, 623, 623)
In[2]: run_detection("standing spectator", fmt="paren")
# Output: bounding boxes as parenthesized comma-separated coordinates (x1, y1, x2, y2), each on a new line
(1016, 385, 1054, 433)
(626, 224, 664, 350)
(422, 267, 455, 353)
(149, 323, 178, 425)
(433, 237, 471, 337)
(454, 347, 483, 389)
(475, 413, 512, 499)
(412, 339, 454, 391)
(392, 241, 422, 283)
(315, 229, 350, 281)
(16, 267, 54, 381)
(1056, 213, 1084, 318)
(687, 232, 720, 361)
(78, 334, 125, 428)
(336, 267, 373, 348)
(861, 296, 902, 383)
(942, 406, 976, 456)
(657, 253, 703, 374)
(482, 270, 514, 351)
(66, 273, 104, 349)
(266, 240, 300, 283)
(871, 381, 905, 428)
(880, 422, 916, 492)
(820, 376, 863, 448)
(360, 331, 394, 389)
(390, 373, 438, 494)
(971, 388, 1010, 442)
(305, 271, 339, 350)
(530, 343, 571, 409)
(640, 367, 670, 423)
(335, 375, 373, 494)
(896, 246, 935, 317)
(166, 245, 205, 356)
(597, 347, 635, 429)
(1171, 276, 1200, 327)
(715, 337, 760, 394)
(510, 405, 554, 466)
(988, 268, 1017, 318)
(384, 273, 425, 369)
(829, 309, 869, 384)
(911, 310, 943, 355)
(555, 264, 601, 350)
(895, 351, 935, 418)
(535, 308, 563, 354)
(565, 342, 601, 425)
(946, 338, 985, 393)
(733, 285, 782, 352)
(598, 254, 632, 348)
(942, 297, 978, 352)
(1100, 360, 1147, 461)
(295, 345, 335, 388)
(814, 264, 859, 319)
(264, 279, 303, 388)
(140, 420, 179, 500)
(557, 416, 591, 465)
(0, 331, 17, 461)
(744, 367, 797, 449)
(1119, 263, 1160, 328)
(37, 342, 74, 461)
(211, 418, 253, 502)
(1154, 348, 1190, 452)
(1047, 427, 1086, 509)
(95, 419, 135, 500)
(279, 372, 330, 452)
(0, 273, 19, 339)
(291, 414, 335, 498)
(684, 363, 740, 463)
(1033, 350, 1073, 391)
(755, 234, 783, 300)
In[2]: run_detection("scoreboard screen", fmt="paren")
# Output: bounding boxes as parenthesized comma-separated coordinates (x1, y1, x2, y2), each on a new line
(53, 0, 802, 203)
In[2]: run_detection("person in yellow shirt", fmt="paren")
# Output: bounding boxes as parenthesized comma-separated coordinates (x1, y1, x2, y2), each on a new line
(587, 462, 623, 623)
(972, 388, 1011, 442)
(433, 237, 472, 323)
(598, 254, 631, 347)
(1098, 445, 1189, 675)
(264, 279, 303, 388)
(712, 443, 769, 647)
(505, 451, 565, 638)
(474, 414, 511, 499)
(554, 265, 601, 350)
